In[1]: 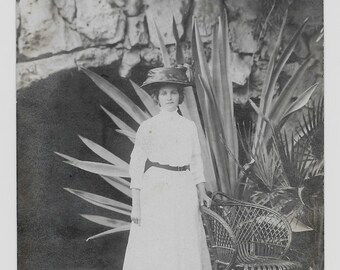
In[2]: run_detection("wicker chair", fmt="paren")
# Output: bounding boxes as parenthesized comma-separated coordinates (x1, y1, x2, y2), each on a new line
(200, 206, 238, 270)
(210, 192, 302, 270)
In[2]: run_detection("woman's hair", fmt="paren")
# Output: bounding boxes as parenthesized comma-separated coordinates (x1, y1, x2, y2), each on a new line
(149, 83, 185, 105)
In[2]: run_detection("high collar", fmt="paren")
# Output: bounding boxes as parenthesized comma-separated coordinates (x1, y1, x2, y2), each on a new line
(158, 107, 180, 120)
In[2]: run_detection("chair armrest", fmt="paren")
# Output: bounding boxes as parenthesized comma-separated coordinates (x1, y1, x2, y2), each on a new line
(200, 206, 238, 268)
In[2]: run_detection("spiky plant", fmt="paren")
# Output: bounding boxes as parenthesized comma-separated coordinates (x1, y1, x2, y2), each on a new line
(56, 8, 319, 241)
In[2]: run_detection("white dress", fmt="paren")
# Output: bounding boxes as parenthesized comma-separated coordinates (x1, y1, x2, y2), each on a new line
(122, 107, 212, 270)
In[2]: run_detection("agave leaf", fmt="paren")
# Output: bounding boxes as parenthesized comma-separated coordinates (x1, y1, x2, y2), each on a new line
(286, 213, 313, 232)
(262, 11, 288, 116)
(116, 129, 136, 143)
(101, 175, 132, 198)
(253, 11, 287, 151)
(215, 12, 239, 194)
(271, 17, 309, 90)
(172, 16, 184, 65)
(249, 99, 270, 123)
(80, 214, 130, 228)
(198, 76, 230, 193)
(101, 106, 136, 133)
(80, 66, 148, 124)
(283, 83, 319, 119)
(78, 135, 129, 167)
(130, 80, 160, 116)
(180, 87, 217, 191)
(192, 19, 214, 101)
(55, 152, 78, 163)
(270, 57, 315, 124)
(86, 225, 131, 241)
(64, 188, 131, 215)
(153, 19, 171, 67)
(56, 152, 130, 177)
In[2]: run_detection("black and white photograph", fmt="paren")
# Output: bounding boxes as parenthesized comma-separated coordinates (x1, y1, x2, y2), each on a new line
(15, 0, 327, 269)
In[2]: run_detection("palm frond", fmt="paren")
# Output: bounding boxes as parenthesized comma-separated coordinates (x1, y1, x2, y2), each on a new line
(64, 188, 131, 216)
(55, 152, 130, 178)
(129, 80, 160, 116)
(100, 175, 132, 198)
(80, 66, 149, 124)
(80, 214, 130, 228)
(86, 225, 131, 241)
(78, 135, 129, 167)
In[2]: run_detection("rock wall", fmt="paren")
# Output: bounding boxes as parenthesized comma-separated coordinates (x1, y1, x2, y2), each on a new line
(17, 0, 323, 102)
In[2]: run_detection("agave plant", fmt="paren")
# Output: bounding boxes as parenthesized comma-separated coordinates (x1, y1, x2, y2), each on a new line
(56, 7, 319, 241)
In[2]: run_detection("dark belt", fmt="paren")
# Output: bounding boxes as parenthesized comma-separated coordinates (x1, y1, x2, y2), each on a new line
(144, 158, 190, 173)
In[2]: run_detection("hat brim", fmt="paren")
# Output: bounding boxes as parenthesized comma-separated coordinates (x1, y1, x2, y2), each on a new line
(141, 81, 193, 92)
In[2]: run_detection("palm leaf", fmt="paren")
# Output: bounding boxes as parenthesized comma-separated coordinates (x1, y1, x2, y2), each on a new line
(78, 135, 129, 167)
(115, 129, 136, 143)
(100, 105, 136, 133)
(270, 17, 309, 94)
(55, 152, 130, 177)
(270, 57, 315, 125)
(101, 175, 132, 198)
(86, 225, 131, 241)
(153, 19, 171, 67)
(64, 188, 131, 215)
(283, 83, 319, 119)
(80, 66, 148, 124)
(80, 214, 130, 228)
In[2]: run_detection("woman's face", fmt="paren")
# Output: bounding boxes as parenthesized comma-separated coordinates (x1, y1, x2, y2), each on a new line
(157, 84, 180, 112)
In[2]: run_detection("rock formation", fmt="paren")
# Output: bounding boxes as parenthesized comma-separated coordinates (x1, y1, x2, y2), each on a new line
(16, 0, 323, 103)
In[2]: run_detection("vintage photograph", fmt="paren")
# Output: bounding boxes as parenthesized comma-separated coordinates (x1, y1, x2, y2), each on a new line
(17, 0, 324, 269)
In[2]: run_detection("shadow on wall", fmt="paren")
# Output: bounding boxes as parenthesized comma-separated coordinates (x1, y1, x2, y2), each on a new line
(17, 64, 148, 270)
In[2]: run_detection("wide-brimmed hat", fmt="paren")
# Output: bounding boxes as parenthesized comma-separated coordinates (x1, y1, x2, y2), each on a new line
(141, 66, 193, 92)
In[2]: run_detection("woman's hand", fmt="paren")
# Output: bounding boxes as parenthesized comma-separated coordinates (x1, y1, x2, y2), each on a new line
(131, 188, 141, 226)
(131, 204, 141, 226)
(197, 183, 212, 208)
(199, 193, 212, 208)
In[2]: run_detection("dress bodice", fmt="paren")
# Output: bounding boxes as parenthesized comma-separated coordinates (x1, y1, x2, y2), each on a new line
(129, 108, 205, 189)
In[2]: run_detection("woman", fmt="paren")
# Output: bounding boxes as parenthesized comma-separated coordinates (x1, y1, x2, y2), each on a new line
(122, 66, 212, 270)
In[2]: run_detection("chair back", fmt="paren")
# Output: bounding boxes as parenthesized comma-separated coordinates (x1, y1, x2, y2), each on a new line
(211, 192, 292, 261)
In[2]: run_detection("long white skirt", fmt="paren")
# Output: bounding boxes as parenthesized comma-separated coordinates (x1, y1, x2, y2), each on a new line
(122, 167, 212, 270)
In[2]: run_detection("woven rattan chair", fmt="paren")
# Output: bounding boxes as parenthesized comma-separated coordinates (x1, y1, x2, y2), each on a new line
(210, 192, 302, 270)
(200, 206, 238, 270)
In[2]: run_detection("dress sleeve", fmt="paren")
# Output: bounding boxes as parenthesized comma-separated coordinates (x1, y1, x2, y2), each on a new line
(129, 122, 149, 189)
(190, 122, 206, 185)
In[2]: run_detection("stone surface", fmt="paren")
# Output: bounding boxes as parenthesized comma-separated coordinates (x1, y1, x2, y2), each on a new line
(124, 0, 143, 16)
(53, 0, 76, 23)
(229, 19, 258, 54)
(75, 0, 126, 44)
(127, 14, 149, 47)
(230, 52, 253, 85)
(224, 0, 260, 21)
(18, 0, 83, 58)
(17, 47, 124, 89)
(188, 0, 222, 41)
(140, 47, 162, 66)
(288, 0, 323, 36)
(16, 1, 20, 34)
(144, 0, 192, 46)
(119, 50, 141, 78)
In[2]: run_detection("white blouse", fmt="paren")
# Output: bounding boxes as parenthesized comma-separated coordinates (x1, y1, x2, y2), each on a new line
(129, 107, 206, 189)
